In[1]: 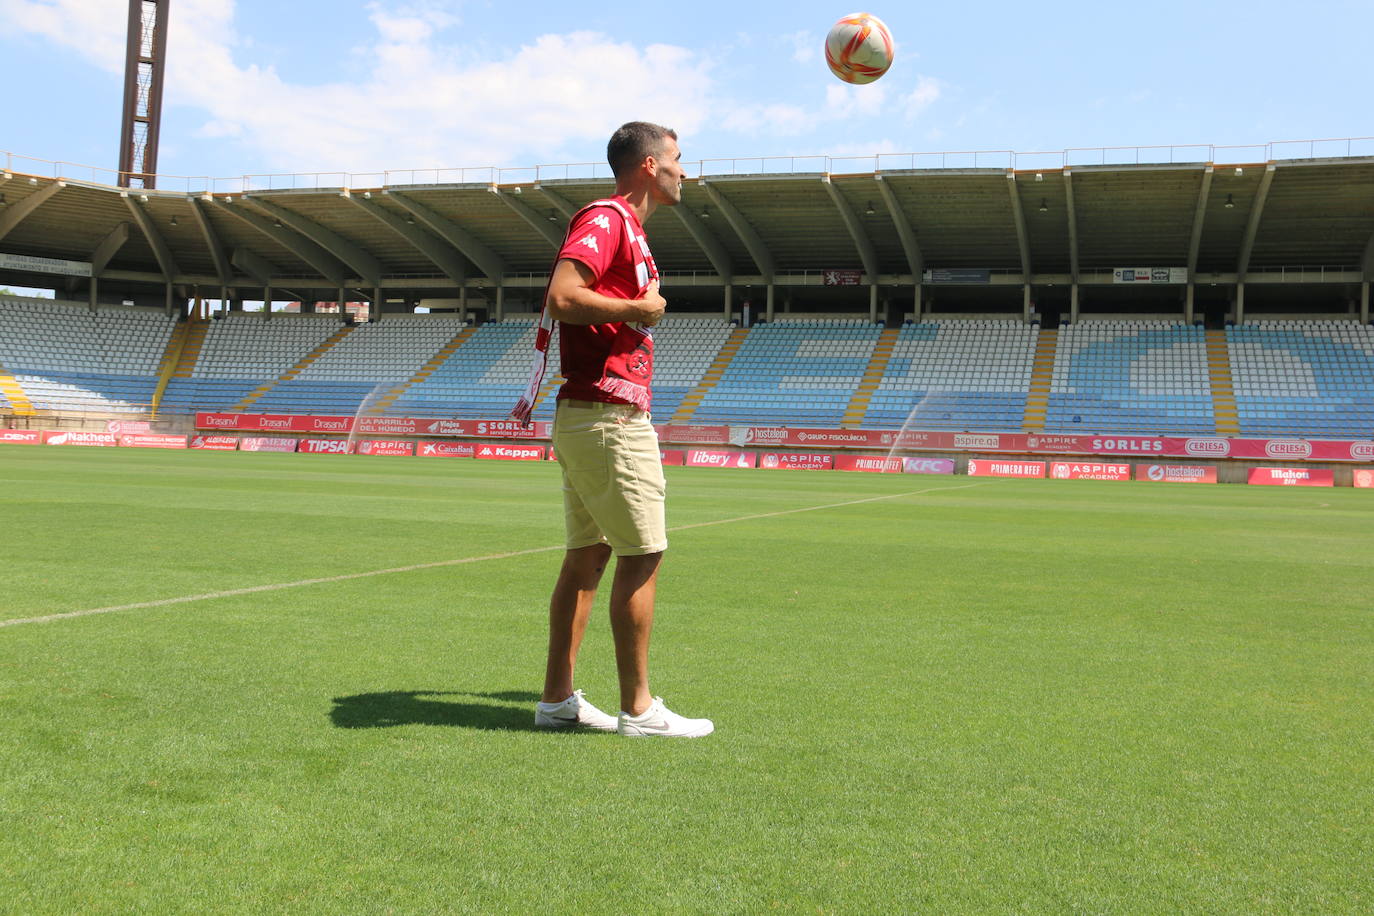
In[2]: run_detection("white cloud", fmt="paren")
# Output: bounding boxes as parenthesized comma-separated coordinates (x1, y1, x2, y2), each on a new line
(2, 0, 713, 173)
(784, 29, 817, 65)
(903, 75, 942, 119)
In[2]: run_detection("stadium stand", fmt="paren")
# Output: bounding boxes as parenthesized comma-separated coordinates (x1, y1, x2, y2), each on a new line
(159, 313, 344, 414)
(388, 319, 547, 419)
(1043, 320, 1215, 434)
(861, 320, 1036, 430)
(1228, 320, 1374, 437)
(637, 318, 734, 421)
(252, 315, 468, 415)
(0, 296, 172, 414)
(690, 320, 881, 427)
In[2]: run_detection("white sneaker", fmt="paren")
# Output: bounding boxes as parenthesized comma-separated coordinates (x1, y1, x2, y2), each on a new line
(534, 689, 618, 732)
(617, 697, 714, 738)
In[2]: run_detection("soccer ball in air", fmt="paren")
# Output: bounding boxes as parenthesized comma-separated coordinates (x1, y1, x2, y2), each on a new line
(824, 13, 894, 85)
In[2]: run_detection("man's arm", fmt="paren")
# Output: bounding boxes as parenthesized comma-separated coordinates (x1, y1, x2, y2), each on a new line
(546, 258, 666, 327)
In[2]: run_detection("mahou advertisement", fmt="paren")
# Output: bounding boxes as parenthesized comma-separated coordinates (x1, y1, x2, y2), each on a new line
(1247, 467, 1335, 487)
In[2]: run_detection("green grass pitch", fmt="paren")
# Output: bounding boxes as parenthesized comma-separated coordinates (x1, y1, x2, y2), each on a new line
(1, 443, 1371, 914)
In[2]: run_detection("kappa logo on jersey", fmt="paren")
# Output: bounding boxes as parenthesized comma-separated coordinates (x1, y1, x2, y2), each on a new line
(590, 214, 612, 232)
(577, 234, 599, 253)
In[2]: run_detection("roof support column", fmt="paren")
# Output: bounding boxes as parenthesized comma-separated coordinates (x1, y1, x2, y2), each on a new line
(723, 284, 732, 322)
(1064, 168, 1080, 324)
(766, 283, 775, 323)
(1361, 232, 1373, 323)
(870, 285, 879, 324)
(1006, 171, 1033, 324)
(1186, 165, 1214, 327)
(1234, 162, 1277, 327)
(1360, 282, 1368, 324)
(495, 285, 504, 322)
(89, 276, 99, 311)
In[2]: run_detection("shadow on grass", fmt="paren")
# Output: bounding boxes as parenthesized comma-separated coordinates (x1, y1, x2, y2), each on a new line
(330, 689, 554, 732)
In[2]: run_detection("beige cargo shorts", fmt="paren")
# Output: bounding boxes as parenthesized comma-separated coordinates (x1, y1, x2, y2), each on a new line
(552, 399, 667, 556)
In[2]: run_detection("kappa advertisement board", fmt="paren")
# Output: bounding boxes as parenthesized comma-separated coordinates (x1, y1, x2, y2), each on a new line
(1247, 467, 1335, 487)
(475, 444, 545, 461)
(1136, 464, 1218, 484)
(967, 459, 1046, 478)
(0, 429, 42, 444)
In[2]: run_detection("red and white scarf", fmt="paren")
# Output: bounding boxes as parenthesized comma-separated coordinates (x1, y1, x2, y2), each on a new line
(510, 198, 659, 426)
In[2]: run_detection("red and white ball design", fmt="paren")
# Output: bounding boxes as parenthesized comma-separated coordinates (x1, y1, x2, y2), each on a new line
(824, 12, 894, 85)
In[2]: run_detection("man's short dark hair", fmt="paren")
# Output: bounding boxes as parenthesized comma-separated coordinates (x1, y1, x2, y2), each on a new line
(607, 122, 677, 179)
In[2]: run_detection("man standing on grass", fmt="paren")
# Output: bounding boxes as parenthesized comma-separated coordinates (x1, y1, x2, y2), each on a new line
(512, 121, 713, 738)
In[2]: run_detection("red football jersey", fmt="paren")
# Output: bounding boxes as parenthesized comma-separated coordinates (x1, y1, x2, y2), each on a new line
(555, 196, 653, 406)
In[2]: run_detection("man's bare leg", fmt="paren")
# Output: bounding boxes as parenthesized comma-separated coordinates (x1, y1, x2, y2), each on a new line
(542, 543, 613, 704)
(608, 551, 663, 716)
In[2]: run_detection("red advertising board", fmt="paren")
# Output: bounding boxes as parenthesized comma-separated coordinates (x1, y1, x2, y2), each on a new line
(686, 449, 757, 469)
(416, 441, 476, 458)
(107, 420, 153, 434)
(192, 412, 1374, 464)
(355, 439, 415, 456)
(118, 434, 188, 449)
(189, 435, 239, 451)
(239, 436, 298, 453)
(475, 444, 545, 461)
(759, 452, 835, 470)
(1247, 467, 1334, 487)
(657, 424, 730, 445)
(43, 430, 117, 447)
(967, 458, 1045, 478)
(299, 438, 355, 455)
(832, 455, 904, 473)
(1049, 461, 1131, 481)
(1354, 469, 1374, 489)
(0, 429, 42, 444)
(660, 449, 686, 466)
(1136, 464, 1217, 484)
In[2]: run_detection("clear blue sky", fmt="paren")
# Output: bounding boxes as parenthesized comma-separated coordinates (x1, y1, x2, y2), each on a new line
(2, 0, 1372, 182)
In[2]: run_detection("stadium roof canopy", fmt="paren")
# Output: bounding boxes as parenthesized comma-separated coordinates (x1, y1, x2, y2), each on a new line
(2, 144, 1372, 317)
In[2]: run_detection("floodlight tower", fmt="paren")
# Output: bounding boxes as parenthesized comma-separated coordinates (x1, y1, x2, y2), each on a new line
(117, 0, 171, 189)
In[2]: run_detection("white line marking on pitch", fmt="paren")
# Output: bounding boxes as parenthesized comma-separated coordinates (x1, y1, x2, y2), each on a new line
(1, 483, 981, 629)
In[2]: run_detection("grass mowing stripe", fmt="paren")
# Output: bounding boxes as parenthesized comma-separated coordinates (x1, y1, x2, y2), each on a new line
(0, 481, 977, 629)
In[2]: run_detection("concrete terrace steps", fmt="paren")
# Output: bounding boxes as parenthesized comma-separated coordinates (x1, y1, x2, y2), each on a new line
(150, 319, 195, 417)
(371, 326, 476, 412)
(671, 327, 749, 422)
(234, 326, 354, 411)
(842, 327, 900, 426)
(0, 364, 35, 416)
(1021, 328, 1057, 430)
(1206, 329, 1240, 436)
(170, 321, 208, 379)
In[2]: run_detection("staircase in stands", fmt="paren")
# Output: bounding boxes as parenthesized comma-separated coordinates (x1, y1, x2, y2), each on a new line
(1206, 330, 1240, 435)
(1020, 328, 1057, 431)
(841, 327, 899, 427)
(149, 318, 198, 417)
(0, 364, 35, 416)
(671, 327, 749, 422)
(369, 326, 475, 414)
(234, 326, 354, 411)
